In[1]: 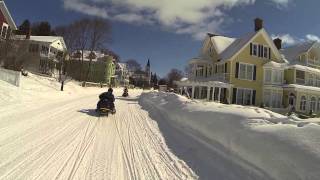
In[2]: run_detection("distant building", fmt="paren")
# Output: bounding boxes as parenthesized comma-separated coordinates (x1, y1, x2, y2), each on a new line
(68, 50, 116, 85)
(115, 63, 129, 86)
(0, 1, 67, 77)
(130, 59, 152, 88)
(14, 35, 67, 78)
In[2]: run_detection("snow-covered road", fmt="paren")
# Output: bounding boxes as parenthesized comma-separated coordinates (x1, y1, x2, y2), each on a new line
(0, 90, 197, 180)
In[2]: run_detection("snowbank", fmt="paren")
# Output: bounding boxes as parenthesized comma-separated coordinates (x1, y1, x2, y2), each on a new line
(139, 92, 320, 180)
(0, 73, 103, 106)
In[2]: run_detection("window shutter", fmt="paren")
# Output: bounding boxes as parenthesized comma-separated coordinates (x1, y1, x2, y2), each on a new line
(235, 62, 239, 78)
(224, 63, 228, 73)
(232, 88, 237, 104)
(250, 43, 253, 55)
(269, 48, 271, 59)
(253, 65, 257, 80)
(252, 90, 256, 105)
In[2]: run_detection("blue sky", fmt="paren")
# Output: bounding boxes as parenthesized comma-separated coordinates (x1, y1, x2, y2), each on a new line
(5, 0, 320, 77)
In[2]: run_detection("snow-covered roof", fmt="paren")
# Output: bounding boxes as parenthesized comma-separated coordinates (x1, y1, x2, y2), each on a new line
(180, 77, 188, 82)
(263, 61, 287, 69)
(219, 32, 257, 61)
(0, 1, 17, 30)
(283, 84, 320, 92)
(287, 64, 320, 74)
(280, 41, 316, 64)
(210, 35, 236, 54)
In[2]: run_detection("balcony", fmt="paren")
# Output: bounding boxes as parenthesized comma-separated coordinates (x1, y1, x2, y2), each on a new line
(296, 77, 320, 87)
(307, 59, 320, 67)
(189, 73, 230, 83)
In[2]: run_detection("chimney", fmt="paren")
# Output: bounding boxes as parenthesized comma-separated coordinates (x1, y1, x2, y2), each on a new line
(273, 38, 282, 50)
(254, 18, 263, 32)
(26, 27, 31, 40)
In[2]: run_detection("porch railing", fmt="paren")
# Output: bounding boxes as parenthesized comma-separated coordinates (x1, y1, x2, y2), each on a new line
(189, 73, 230, 83)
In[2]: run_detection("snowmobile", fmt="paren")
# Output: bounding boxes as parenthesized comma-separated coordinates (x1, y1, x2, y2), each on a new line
(122, 88, 129, 97)
(98, 100, 116, 116)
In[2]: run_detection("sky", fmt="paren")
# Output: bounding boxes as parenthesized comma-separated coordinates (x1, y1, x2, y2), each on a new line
(5, 0, 320, 77)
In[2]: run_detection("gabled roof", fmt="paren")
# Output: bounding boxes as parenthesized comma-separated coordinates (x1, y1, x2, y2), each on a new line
(280, 41, 317, 64)
(219, 28, 283, 62)
(210, 35, 236, 54)
(0, 1, 17, 30)
(219, 31, 256, 61)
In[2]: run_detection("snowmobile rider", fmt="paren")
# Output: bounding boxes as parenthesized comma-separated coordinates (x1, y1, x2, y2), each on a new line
(96, 88, 115, 112)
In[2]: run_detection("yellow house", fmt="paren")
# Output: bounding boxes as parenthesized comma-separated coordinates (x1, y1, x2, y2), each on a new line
(177, 18, 320, 115)
(177, 18, 286, 107)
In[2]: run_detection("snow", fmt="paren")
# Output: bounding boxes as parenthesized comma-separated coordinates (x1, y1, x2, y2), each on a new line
(0, 73, 197, 179)
(139, 92, 320, 180)
(287, 64, 320, 74)
(283, 83, 320, 92)
(210, 36, 236, 54)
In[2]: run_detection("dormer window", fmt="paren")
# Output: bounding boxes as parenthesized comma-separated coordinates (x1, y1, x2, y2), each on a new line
(250, 43, 270, 59)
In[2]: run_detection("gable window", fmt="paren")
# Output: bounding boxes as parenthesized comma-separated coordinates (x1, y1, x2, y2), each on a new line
(239, 63, 254, 80)
(252, 44, 258, 56)
(251, 43, 270, 59)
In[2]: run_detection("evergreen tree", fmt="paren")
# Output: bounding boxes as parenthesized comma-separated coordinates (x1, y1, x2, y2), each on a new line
(17, 19, 31, 35)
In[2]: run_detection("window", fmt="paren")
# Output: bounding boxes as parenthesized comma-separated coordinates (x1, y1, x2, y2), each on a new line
(217, 64, 225, 73)
(264, 89, 282, 108)
(300, 96, 307, 111)
(253, 44, 258, 56)
(264, 69, 272, 83)
(1, 26, 7, 38)
(251, 43, 269, 59)
(239, 63, 254, 80)
(317, 98, 320, 111)
(237, 88, 253, 105)
(310, 97, 316, 112)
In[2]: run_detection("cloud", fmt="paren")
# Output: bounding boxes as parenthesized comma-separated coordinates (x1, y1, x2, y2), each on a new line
(271, 33, 320, 46)
(306, 34, 320, 42)
(271, 34, 298, 46)
(62, 0, 291, 40)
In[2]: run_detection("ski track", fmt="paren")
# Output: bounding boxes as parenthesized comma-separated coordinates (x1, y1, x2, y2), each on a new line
(0, 91, 197, 180)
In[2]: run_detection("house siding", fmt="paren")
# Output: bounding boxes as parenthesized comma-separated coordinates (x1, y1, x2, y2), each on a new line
(229, 33, 280, 106)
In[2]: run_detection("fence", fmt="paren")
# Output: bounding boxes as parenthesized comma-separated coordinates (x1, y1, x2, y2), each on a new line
(0, 68, 21, 87)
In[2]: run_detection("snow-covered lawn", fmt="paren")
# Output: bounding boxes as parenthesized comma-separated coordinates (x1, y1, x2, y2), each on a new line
(0, 75, 197, 180)
(139, 92, 320, 180)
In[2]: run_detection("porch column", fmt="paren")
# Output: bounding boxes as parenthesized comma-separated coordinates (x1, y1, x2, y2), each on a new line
(218, 87, 221, 102)
(192, 86, 195, 99)
(207, 86, 210, 101)
(228, 87, 232, 104)
(212, 86, 215, 101)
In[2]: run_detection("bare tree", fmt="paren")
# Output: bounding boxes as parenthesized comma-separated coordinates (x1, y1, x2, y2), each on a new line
(126, 59, 142, 72)
(85, 18, 112, 82)
(166, 68, 184, 88)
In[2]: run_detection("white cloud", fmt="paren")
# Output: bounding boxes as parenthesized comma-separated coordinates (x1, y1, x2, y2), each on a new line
(306, 34, 320, 42)
(271, 33, 320, 47)
(271, 34, 298, 46)
(63, 0, 291, 40)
